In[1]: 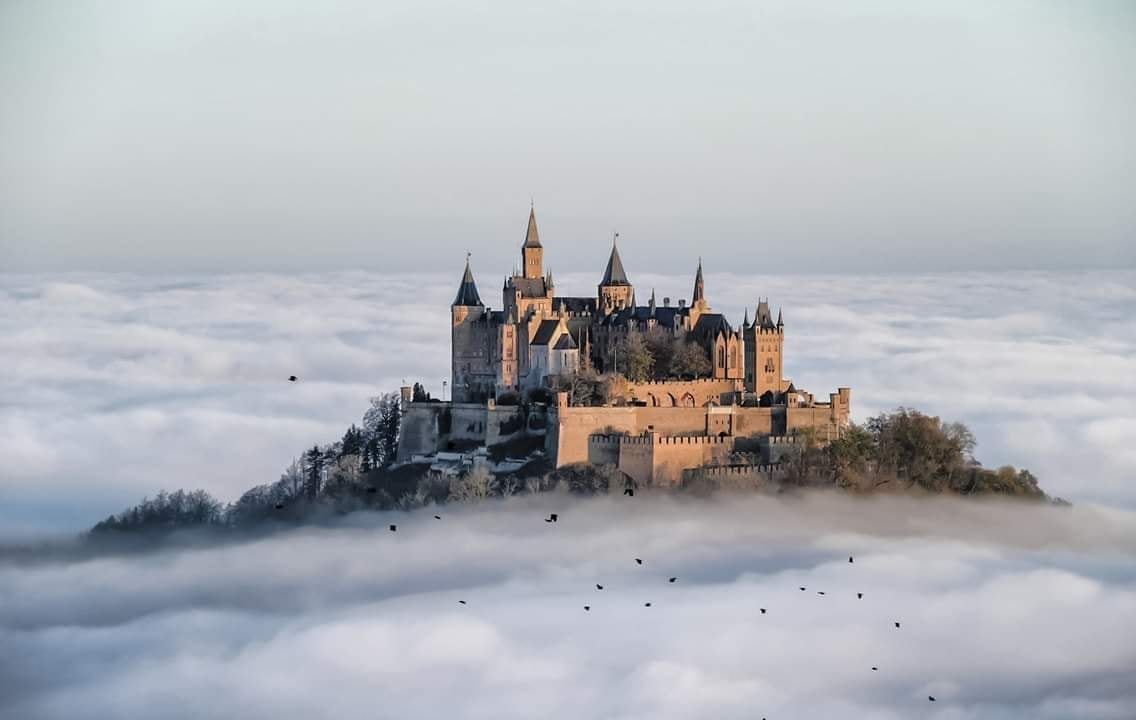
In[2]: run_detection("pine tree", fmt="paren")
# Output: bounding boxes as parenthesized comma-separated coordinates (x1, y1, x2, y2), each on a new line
(304, 445, 324, 499)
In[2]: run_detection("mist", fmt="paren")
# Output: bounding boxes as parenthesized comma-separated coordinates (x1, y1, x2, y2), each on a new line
(2, 493, 1134, 719)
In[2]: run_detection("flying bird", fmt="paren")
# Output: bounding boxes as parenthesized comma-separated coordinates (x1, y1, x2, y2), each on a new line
(928, 696, 936, 702)
(799, 586, 807, 591)
(760, 608, 767, 614)
(545, 513, 558, 523)
(644, 602, 652, 607)
(849, 556, 854, 563)
(434, 515, 441, 520)
(635, 558, 643, 565)
(596, 584, 604, 590)
(584, 605, 591, 611)
(817, 591, 826, 596)
(871, 667, 878, 671)
(288, 375, 297, 382)
(458, 600, 466, 605)
(894, 622, 901, 629)
(668, 577, 677, 583)
(624, 487, 634, 497)
(857, 593, 863, 599)
(389, 524, 397, 532)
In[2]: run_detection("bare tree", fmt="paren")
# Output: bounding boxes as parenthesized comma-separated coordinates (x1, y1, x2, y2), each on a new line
(449, 465, 494, 502)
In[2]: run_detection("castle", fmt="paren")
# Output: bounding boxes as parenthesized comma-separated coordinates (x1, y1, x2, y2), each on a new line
(398, 207, 851, 488)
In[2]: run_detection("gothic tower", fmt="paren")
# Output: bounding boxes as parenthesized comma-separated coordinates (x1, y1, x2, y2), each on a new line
(743, 298, 784, 395)
(521, 207, 543, 279)
(598, 233, 634, 312)
(451, 256, 487, 402)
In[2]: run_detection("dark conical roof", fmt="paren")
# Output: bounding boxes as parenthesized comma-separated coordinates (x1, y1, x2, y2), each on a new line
(692, 257, 705, 304)
(601, 235, 630, 286)
(523, 207, 541, 248)
(452, 257, 483, 306)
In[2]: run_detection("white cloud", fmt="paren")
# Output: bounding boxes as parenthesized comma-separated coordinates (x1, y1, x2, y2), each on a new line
(1, 494, 1135, 719)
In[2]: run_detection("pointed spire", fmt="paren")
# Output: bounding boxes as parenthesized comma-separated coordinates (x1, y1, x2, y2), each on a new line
(600, 232, 630, 285)
(649, 288, 657, 316)
(523, 206, 541, 248)
(776, 308, 783, 327)
(452, 254, 482, 306)
(743, 307, 750, 327)
(692, 257, 705, 304)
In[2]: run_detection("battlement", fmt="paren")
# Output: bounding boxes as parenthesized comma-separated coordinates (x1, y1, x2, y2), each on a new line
(588, 433, 731, 446)
(763, 435, 799, 445)
(683, 463, 782, 479)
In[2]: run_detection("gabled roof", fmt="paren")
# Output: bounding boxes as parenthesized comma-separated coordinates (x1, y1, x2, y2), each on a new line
(523, 207, 542, 248)
(530, 319, 561, 346)
(553, 296, 597, 313)
(600, 238, 630, 286)
(553, 333, 578, 350)
(452, 258, 483, 306)
(755, 299, 775, 328)
(691, 313, 732, 341)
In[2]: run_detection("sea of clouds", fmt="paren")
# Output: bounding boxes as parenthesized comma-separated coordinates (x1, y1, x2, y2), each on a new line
(2, 493, 1135, 719)
(1, 269, 1134, 533)
(2, 270, 1136, 718)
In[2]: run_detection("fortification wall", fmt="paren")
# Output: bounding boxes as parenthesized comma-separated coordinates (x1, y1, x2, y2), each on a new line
(396, 404, 443, 460)
(650, 435, 733, 487)
(398, 401, 532, 461)
(682, 463, 786, 493)
(627, 378, 741, 408)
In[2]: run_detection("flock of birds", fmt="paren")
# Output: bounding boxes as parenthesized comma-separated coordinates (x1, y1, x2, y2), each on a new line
(285, 374, 941, 705)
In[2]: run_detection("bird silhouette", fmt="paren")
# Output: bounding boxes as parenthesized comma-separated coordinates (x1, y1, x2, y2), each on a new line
(596, 584, 604, 590)
(434, 515, 441, 520)
(857, 592, 863, 599)
(274, 503, 284, 510)
(644, 602, 652, 607)
(799, 586, 807, 591)
(635, 558, 643, 565)
(458, 600, 466, 605)
(288, 375, 297, 382)
(760, 608, 767, 614)
(624, 487, 634, 497)
(668, 577, 677, 583)
(545, 513, 558, 523)
(894, 622, 901, 628)
(817, 591, 826, 596)
(871, 667, 878, 671)
(928, 696, 936, 702)
(389, 524, 397, 532)
(849, 556, 854, 563)
(584, 605, 591, 611)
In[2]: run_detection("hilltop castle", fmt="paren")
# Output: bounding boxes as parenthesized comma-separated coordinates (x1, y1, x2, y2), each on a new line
(399, 207, 851, 488)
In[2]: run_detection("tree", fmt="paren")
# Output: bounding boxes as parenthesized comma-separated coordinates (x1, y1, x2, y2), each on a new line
(340, 424, 365, 458)
(363, 393, 402, 468)
(448, 465, 494, 502)
(412, 382, 430, 402)
(613, 330, 654, 382)
(304, 445, 324, 499)
(670, 340, 711, 379)
(644, 329, 676, 379)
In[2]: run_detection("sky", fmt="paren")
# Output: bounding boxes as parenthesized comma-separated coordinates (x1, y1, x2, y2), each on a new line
(1, 0, 1135, 273)
(2, 493, 1136, 719)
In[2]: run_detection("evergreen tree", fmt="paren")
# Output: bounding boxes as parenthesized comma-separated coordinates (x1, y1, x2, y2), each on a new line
(304, 445, 324, 499)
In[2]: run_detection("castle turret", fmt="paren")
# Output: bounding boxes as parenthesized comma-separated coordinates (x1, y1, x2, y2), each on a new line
(522, 206, 543, 279)
(451, 256, 488, 402)
(598, 232, 634, 311)
(743, 296, 785, 395)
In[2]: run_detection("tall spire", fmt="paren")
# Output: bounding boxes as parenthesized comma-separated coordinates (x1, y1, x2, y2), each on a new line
(743, 307, 750, 327)
(776, 308, 783, 327)
(452, 254, 482, 306)
(523, 206, 541, 248)
(692, 257, 705, 304)
(600, 232, 630, 286)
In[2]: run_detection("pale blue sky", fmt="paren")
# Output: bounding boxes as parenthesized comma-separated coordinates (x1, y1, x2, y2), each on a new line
(1, 0, 1134, 273)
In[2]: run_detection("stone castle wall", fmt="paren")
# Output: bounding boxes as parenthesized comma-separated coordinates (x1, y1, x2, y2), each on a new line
(396, 400, 541, 461)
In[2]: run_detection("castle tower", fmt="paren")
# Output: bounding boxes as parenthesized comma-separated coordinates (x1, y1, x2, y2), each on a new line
(598, 233, 634, 312)
(521, 207, 543, 279)
(452, 256, 487, 402)
(743, 298, 784, 395)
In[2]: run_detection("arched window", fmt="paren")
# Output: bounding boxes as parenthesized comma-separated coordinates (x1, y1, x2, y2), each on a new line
(718, 347, 726, 368)
(729, 346, 737, 369)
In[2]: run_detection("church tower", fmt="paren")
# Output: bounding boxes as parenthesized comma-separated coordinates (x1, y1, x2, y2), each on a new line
(598, 233, 634, 312)
(521, 207, 543, 279)
(451, 256, 487, 402)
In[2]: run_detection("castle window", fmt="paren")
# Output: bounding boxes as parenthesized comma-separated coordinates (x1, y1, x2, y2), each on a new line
(717, 347, 725, 368)
(729, 346, 737, 369)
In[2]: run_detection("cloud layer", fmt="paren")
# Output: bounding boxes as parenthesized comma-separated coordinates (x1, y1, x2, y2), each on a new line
(2, 269, 1134, 534)
(2, 493, 1135, 719)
